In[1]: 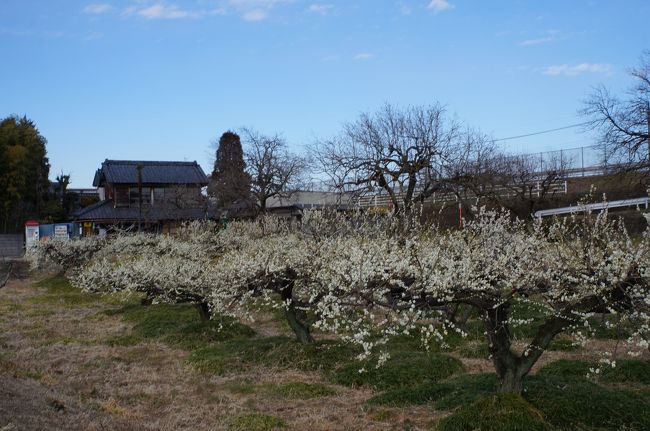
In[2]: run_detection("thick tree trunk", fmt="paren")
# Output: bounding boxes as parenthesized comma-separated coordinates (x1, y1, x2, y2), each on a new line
(280, 276, 313, 344)
(284, 304, 313, 344)
(140, 295, 153, 306)
(498, 367, 525, 394)
(482, 302, 572, 394)
(195, 302, 211, 322)
(483, 304, 528, 394)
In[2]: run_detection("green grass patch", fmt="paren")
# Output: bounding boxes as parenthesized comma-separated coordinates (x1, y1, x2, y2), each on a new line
(334, 352, 464, 390)
(228, 412, 285, 431)
(30, 276, 100, 306)
(223, 380, 257, 395)
(105, 303, 256, 350)
(105, 334, 142, 347)
(368, 373, 498, 408)
(547, 338, 580, 352)
(538, 359, 650, 385)
(267, 382, 337, 399)
(188, 336, 358, 375)
(372, 368, 650, 430)
(526, 373, 650, 430)
(434, 393, 552, 431)
(0, 300, 25, 313)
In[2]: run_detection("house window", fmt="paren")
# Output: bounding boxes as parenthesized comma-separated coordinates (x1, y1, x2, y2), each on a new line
(129, 187, 151, 205)
(153, 187, 165, 205)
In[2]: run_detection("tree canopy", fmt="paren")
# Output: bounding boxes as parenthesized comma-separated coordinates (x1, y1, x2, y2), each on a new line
(0, 115, 50, 233)
(208, 131, 252, 209)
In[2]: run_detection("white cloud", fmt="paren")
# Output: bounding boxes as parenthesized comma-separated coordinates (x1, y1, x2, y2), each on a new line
(520, 36, 554, 46)
(227, 0, 293, 21)
(309, 4, 332, 15)
(427, 0, 454, 13)
(122, 3, 200, 19)
(354, 52, 374, 60)
(120, 0, 288, 22)
(242, 9, 267, 21)
(542, 63, 612, 76)
(519, 30, 561, 46)
(83, 3, 113, 14)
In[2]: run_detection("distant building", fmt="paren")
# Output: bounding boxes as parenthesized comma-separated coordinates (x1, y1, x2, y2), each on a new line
(74, 159, 213, 234)
(266, 191, 354, 219)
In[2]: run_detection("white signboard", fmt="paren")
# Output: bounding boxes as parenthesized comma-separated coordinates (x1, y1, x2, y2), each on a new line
(54, 225, 69, 240)
(25, 226, 39, 248)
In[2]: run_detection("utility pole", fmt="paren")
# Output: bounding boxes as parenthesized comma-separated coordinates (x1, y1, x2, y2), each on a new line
(137, 164, 143, 232)
(646, 101, 650, 168)
(646, 101, 650, 196)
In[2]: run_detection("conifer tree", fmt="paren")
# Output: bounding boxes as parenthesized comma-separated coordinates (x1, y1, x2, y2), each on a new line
(208, 131, 251, 208)
(0, 116, 50, 233)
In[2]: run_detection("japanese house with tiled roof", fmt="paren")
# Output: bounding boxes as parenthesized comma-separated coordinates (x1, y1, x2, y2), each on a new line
(74, 159, 213, 234)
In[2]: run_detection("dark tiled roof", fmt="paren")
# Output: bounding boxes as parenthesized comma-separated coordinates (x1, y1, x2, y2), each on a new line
(93, 160, 208, 186)
(73, 200, 218, 222)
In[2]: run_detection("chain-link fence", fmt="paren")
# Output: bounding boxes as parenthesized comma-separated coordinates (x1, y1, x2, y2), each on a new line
(515, 144, 605, 178)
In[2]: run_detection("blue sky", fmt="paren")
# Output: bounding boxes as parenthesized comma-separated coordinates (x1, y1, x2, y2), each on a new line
(1, 0, 649, 187)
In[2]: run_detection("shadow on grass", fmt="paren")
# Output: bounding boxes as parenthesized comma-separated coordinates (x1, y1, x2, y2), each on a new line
(370, 359, 650, 431)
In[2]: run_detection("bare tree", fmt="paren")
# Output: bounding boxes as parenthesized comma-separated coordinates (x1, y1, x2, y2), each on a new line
(487, 152, 570, 216)
(441, 129, 498, 207)
(582, 51, 650, 181)
(241, 128, 307, 213)
(312, 103, 462, 214)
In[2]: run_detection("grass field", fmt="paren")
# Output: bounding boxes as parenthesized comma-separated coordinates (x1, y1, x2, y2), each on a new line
(1, 275, 649, 430)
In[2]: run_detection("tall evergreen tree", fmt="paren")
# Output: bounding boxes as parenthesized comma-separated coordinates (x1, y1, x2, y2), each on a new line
(208, 131, 251, 208)
(0, 116, 50, 233)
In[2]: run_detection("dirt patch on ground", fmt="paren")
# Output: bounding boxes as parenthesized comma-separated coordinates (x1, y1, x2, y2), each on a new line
(0, 278, 434, 430)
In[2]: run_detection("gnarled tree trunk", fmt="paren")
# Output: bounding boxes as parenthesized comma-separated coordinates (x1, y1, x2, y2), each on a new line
(482, 302, 571, 394)
(279, 275, 313, 344)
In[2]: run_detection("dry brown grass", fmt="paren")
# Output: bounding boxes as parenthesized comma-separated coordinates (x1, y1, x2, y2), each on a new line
(0, 277, 440, 430)
(3, 276, 645, 430)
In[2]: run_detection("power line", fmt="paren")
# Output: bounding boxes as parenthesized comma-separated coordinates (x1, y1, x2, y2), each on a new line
(492, 121, 590, 142)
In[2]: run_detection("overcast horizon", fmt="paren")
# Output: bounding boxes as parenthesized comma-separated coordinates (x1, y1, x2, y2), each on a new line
(2, 0, 649, 187)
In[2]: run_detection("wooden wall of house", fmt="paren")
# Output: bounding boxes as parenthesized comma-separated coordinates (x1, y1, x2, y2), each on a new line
(114, 186, 129, 207)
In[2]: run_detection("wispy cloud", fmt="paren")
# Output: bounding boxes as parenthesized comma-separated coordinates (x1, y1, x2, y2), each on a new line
(354, 52, 374, 61)
(519, 30, 561, 46)
(123, 3, 198, 19)
(123, 2, 227, 20)
(309, 4, 332, 15)
(83, 3, 113, 14)
(242, 9, 267, 21)
(118, 0, 289, 23)
(227, 0, 293, 21)
(427, 0, 454, 13)
(520, 36, 554, 46)
(542, 63, 612, 76)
